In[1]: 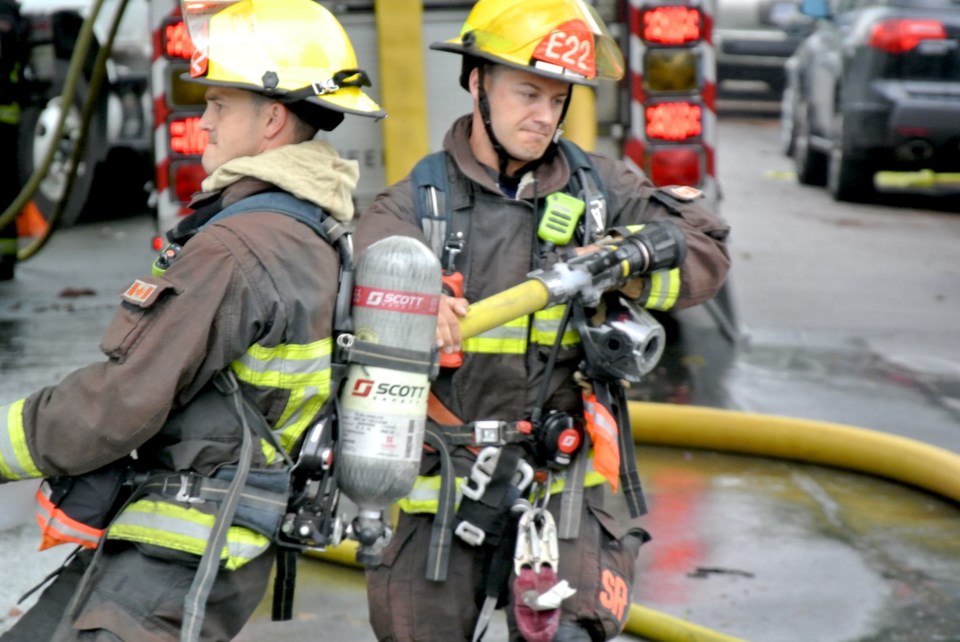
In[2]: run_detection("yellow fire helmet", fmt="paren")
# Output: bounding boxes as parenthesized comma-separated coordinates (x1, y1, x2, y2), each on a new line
(181, 0, 385, 120)
(431, 0, 625, 87)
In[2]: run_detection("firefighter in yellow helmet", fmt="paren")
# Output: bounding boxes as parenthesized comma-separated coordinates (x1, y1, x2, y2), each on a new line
(0, 1, 382, 639)
(355, 1, 730, 641)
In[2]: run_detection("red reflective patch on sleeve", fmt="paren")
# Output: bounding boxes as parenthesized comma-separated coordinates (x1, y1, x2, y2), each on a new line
(532, 20, 596, 77)
(123, 280, 158, 306)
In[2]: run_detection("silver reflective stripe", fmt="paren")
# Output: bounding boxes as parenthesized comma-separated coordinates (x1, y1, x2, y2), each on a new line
(232, 349, 331, 382)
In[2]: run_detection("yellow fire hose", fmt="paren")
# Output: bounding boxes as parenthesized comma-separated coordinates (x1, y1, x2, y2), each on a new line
(309, 283, 960, 642)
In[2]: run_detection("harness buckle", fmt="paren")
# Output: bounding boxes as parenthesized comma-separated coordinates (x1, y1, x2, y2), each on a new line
(174, 474, 204, 504)
(472, 420, 505, 445)
(454, 520, 486, 546)
(460, 446, 500, 501)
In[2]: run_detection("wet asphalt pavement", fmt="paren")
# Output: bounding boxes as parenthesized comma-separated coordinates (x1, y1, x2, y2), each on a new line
(2, 112, 960, 641)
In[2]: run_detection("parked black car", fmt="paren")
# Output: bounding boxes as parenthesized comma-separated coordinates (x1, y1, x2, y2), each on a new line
(781, 0, 960, 202)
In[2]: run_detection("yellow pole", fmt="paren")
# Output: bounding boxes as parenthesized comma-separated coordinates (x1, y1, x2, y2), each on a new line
(374, 0, 430, 184)
(563, 84, 597, 152)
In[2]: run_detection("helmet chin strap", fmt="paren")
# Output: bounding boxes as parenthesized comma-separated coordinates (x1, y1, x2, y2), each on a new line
(477, 65, 574, 178)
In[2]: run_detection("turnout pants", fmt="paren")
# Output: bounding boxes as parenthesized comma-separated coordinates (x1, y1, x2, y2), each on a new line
(366, 486, 648, 642)
(1, 541, 274, 642)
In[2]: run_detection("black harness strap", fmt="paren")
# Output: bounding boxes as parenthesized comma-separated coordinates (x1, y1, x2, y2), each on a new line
(424, 424, 457, 582)
(595, 381, 647, 518)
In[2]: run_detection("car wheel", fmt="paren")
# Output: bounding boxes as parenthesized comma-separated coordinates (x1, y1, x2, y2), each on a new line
(792, 100, 827, 186)
(17, 74, 106, 227)
(827, 110, 876, 203)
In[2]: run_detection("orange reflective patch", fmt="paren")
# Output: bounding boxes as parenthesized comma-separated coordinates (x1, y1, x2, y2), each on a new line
(599, 568, 629, 623)
(582, 392, 621, 492)
(123, 280, 158, 305)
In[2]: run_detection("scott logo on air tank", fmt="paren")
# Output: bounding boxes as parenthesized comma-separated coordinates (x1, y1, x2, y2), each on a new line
(350, 378, 427, 403)
(352, 285, 440, 315)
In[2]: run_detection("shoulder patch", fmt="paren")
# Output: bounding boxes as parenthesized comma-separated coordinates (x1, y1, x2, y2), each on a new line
(664, 186, 703, 202)
(122, 279, 159, 306)
(663, 185, 703, 202)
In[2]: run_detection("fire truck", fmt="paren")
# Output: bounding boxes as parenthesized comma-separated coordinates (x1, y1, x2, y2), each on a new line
(18, 0, 719, 238)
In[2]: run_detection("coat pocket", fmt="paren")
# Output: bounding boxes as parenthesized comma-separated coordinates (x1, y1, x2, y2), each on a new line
(100, 277, 179, 363)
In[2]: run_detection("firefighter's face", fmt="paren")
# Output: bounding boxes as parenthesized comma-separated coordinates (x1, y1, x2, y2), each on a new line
(199, 87, 275, 174)
(471, 66, 570, 172)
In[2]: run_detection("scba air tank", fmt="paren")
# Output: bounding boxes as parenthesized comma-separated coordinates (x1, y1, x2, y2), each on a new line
(337, 235, 440, 558)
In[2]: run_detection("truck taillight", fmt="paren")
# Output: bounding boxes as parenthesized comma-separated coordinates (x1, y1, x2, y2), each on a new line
(645, 102, 702, 141)
(162, 18, 195, 60)
(627, 1, 713, 192)
(640, 6, 702, 45)
(169, 117, 207, 155)
(868, 19, 947, 54)
(172, 162, 206, 203)
(650, 148, 702, 186)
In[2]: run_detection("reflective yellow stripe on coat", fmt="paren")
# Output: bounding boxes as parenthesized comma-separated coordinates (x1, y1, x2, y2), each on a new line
(397, 463, 606, 514)
(622, 224, 682, 311)
(0, 399, 42, 481)
(108, 500, 270, 570)
(462, 305, 581, 356)
(109, 338, 333, 567)
(230, 338, 333, 462)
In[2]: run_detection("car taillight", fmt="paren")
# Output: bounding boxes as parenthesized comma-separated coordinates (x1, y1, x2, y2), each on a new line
(868, 19, 947, 54)
(645, 102, 702, 141)
(650, 148, 702, 186)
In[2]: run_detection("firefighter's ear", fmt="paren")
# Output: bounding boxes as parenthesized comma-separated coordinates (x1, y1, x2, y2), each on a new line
(263, 100, 289, 139)
(468, 66, 482, 101)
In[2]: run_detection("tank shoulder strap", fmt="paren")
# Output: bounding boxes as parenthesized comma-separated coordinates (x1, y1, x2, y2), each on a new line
(206, 191, 351, 246)
(557, 138, 608, 244)
(410, 151, 453, 263)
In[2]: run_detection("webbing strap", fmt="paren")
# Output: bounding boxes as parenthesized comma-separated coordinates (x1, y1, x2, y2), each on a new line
(596, 381, 647, 518)
(424, 424, 457, 582)
(272, 548, 298, 621)
(558, 431, 590, 540)
(345, 340, 436, 375)
(181, 370, 254, 642)
(427, 391, 461, 425)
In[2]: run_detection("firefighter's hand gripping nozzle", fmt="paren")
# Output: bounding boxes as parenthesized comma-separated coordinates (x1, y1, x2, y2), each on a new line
(530, 219, 688, 308)
(334, 236, 442, 566)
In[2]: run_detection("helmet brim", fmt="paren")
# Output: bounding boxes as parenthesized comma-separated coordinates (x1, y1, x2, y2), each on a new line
(430, 39, 598, 87)
(180, 73, 386, 120)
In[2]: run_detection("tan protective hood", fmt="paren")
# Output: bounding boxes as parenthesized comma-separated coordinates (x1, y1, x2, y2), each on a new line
(201, 140, 359, 222)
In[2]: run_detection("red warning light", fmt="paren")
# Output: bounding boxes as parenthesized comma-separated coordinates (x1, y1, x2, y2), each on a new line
(169, 117, 207, 156)
(163, 20, 195, 60)
(645, 102, 702, 141)
(642, 6, 702, 45)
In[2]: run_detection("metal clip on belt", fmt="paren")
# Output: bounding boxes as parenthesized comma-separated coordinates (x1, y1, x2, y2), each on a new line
(514, 504, 560, 576)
